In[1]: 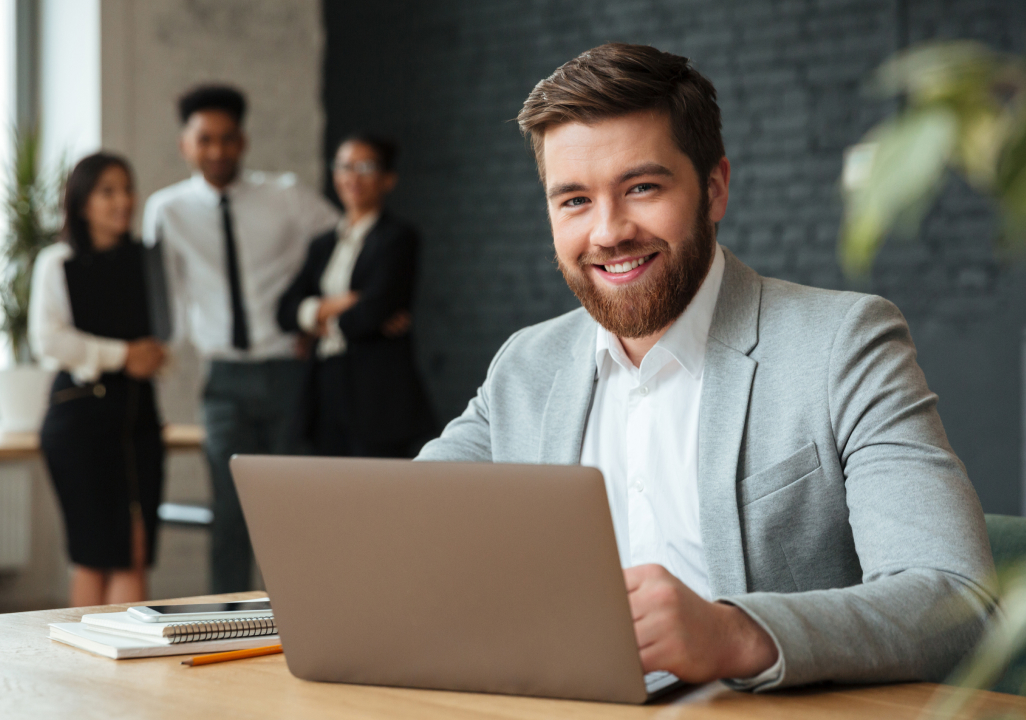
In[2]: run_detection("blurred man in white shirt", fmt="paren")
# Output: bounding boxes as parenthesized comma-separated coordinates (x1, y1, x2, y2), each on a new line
(143, 85, 340, 593)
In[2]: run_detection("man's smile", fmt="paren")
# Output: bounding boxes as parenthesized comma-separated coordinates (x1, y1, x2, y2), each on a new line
(592, 252, 659, 284)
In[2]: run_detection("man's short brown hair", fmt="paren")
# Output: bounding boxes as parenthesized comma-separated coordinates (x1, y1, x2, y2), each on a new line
(517, 43, 725, 183)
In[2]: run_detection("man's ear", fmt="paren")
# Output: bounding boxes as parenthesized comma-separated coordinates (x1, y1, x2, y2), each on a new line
(708, 156, 731, 223)
(238, 131, 249, 157)
(177, 133, 187, 160)
(383, 172, 398, 194)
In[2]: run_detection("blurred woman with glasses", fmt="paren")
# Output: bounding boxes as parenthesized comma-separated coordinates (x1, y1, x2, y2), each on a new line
(278, 134, 435, 457)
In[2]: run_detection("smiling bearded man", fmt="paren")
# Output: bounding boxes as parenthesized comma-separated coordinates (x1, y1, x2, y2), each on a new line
(557, 183, 714, 340)
(416, 43, 995, 691)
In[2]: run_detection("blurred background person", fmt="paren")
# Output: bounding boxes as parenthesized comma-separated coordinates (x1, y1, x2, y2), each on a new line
(142, 85, 340, 594)
(29, 153, 166, 607)
(278, 135, 436, 458)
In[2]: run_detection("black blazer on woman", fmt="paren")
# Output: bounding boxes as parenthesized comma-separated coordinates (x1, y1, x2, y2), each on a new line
(278, 212, 435, 453)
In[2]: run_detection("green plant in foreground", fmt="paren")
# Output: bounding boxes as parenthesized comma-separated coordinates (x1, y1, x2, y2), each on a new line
(925, 562, 1026, 718)
(1, 125, 63, 363)
(839, 41, 1026, 277)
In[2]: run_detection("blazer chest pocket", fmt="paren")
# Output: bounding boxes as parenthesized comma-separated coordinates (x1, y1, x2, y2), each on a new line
(739, 442, 820, 506)
(738, 441, 860, 594)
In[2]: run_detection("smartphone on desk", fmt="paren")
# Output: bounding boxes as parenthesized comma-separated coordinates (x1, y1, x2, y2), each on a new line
(127, 598, 273, 623)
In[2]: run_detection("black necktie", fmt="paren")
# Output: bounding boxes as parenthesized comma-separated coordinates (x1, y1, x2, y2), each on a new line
(220, 193, 250, 350)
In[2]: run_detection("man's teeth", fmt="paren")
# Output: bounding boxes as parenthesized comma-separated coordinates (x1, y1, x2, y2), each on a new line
(603, 254, 652, 274)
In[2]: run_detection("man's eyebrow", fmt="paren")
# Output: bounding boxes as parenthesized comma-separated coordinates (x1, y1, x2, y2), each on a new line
(545, 164, 673, 200)
(546, 181, 586, 200)
(617, 163, 673, 184)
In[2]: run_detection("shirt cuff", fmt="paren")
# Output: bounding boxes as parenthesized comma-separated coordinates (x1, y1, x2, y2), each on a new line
(724, 654, 784, 691)
(716, 597, 786, 692)
(70, 338, 128, 384)
(297, 297, 321, 333)
(101, 339, 130, 371)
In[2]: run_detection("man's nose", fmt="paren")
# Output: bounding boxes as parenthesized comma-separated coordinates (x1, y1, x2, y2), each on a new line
(589, 199, 636, 248)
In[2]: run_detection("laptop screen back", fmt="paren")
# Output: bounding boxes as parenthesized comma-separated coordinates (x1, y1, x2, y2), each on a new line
(231, 455, 648, 703)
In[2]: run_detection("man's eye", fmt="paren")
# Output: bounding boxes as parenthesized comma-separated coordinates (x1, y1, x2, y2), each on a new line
(629, 183, 657, 194)
(564, 196, 588, 208)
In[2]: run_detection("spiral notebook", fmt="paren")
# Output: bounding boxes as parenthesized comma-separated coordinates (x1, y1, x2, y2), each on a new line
(49, 622, 280, 660)
(80, 611, 277, 644)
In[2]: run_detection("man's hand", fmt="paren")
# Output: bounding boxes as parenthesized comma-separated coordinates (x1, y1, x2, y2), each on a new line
(624, 564, 778, 683)
(124, 338, 166, 379)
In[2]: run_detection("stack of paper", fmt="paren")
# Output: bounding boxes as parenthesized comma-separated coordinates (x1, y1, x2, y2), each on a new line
(48, 606, 280, 660)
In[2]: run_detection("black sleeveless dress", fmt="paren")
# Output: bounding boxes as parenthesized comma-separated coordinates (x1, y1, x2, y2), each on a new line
(39, 241, 165, 569)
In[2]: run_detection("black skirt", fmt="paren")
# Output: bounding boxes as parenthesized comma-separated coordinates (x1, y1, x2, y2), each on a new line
(40, 371, 164, 569)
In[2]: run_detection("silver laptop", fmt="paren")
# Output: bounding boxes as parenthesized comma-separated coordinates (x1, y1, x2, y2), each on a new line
(231, 455, 684, 704)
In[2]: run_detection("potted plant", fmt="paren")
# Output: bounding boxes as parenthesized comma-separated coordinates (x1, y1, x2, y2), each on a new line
(0, 125, 63, 433)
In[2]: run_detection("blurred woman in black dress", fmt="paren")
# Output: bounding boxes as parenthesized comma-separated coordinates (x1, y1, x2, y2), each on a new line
(29, 153, 166, 606)
(278, 135, 435, 457)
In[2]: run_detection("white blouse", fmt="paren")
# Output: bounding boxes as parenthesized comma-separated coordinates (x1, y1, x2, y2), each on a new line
(296, 212, 379, 359)
(28, 242, 129, 384)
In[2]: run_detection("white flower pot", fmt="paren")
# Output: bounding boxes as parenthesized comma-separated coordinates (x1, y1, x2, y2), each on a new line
(0, 365, 55, 432)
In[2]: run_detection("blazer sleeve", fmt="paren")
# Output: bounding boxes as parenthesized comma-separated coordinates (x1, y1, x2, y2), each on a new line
(415, 327, 532, 463)
(336, 223, 418, 341)
(721, 295, 997, 690)
(277, 235, 329, 333)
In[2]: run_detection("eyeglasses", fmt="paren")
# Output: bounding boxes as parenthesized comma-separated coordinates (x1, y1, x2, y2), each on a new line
(333, 160, 382, 176)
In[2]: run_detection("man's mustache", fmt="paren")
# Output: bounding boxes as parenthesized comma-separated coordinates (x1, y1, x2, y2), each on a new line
(576, 238, 670, 268)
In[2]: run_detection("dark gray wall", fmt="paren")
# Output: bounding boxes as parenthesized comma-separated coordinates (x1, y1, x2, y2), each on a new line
(322, 0, 1026, 514)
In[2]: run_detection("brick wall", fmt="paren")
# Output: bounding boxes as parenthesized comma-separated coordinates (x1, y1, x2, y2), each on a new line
(323, 0, 1026, 513)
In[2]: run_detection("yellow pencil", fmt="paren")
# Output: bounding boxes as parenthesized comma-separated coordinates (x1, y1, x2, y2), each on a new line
(181, 644, 283, 666)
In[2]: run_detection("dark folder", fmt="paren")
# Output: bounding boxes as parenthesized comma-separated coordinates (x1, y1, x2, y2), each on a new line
(142, 241, 173, 343)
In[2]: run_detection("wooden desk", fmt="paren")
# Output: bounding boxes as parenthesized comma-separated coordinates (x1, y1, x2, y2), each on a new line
(0, 423, 205, 461)
(3, 592, 1026, 719)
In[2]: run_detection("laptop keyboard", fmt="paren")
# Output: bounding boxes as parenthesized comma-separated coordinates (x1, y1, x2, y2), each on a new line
(644, 670, 681, 695)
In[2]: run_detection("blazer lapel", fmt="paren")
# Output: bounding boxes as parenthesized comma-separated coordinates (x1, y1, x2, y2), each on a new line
(348, 213, 388, 287)
(699, 249, 762, 597)
(537, 317, 598, 464)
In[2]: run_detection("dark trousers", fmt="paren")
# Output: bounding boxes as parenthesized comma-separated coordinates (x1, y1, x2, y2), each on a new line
(202, 359, 305, 593)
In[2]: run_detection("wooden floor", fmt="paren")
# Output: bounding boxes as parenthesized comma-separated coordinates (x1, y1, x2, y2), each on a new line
(4, 592, 1026, 719)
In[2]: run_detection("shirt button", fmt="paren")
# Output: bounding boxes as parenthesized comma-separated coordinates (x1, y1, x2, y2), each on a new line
(632, 480, 645, 492)
(638, 385, 649, 396)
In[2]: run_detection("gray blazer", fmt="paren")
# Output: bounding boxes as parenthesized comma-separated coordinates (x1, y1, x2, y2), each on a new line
(418, 248, 997, 688)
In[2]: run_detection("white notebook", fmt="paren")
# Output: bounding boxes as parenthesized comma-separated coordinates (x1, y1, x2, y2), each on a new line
(81, 611, 277, 644)
(49, 622, 280, 660)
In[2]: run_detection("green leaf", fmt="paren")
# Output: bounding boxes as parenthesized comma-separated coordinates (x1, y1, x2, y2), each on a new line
(929, 562, 1026, 719)
(996, 108, 1026, 196)
(875, 41, 999, 104)
(1, 123, 65, 362)
(840, 107, 958, 276)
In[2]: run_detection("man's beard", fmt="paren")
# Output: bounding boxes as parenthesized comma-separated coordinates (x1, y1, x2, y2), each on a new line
(557, 196, 716, 339)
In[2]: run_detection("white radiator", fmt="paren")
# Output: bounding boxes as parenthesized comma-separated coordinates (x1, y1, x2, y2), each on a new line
(0, 465, 31, 569)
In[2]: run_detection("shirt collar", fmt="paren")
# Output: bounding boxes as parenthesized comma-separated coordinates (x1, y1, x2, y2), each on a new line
(595, 242, 725, 381)
(190, 172, 244, 207)
(337, 211, 380, 242)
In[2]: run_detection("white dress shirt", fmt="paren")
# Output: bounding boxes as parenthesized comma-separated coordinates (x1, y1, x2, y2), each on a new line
(580, 243, 783, 687)
(296, 212, 379, 359)
(142, 171, 340, 361)
(580, 243, 724, 599)
(28, 242, 128, 383)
